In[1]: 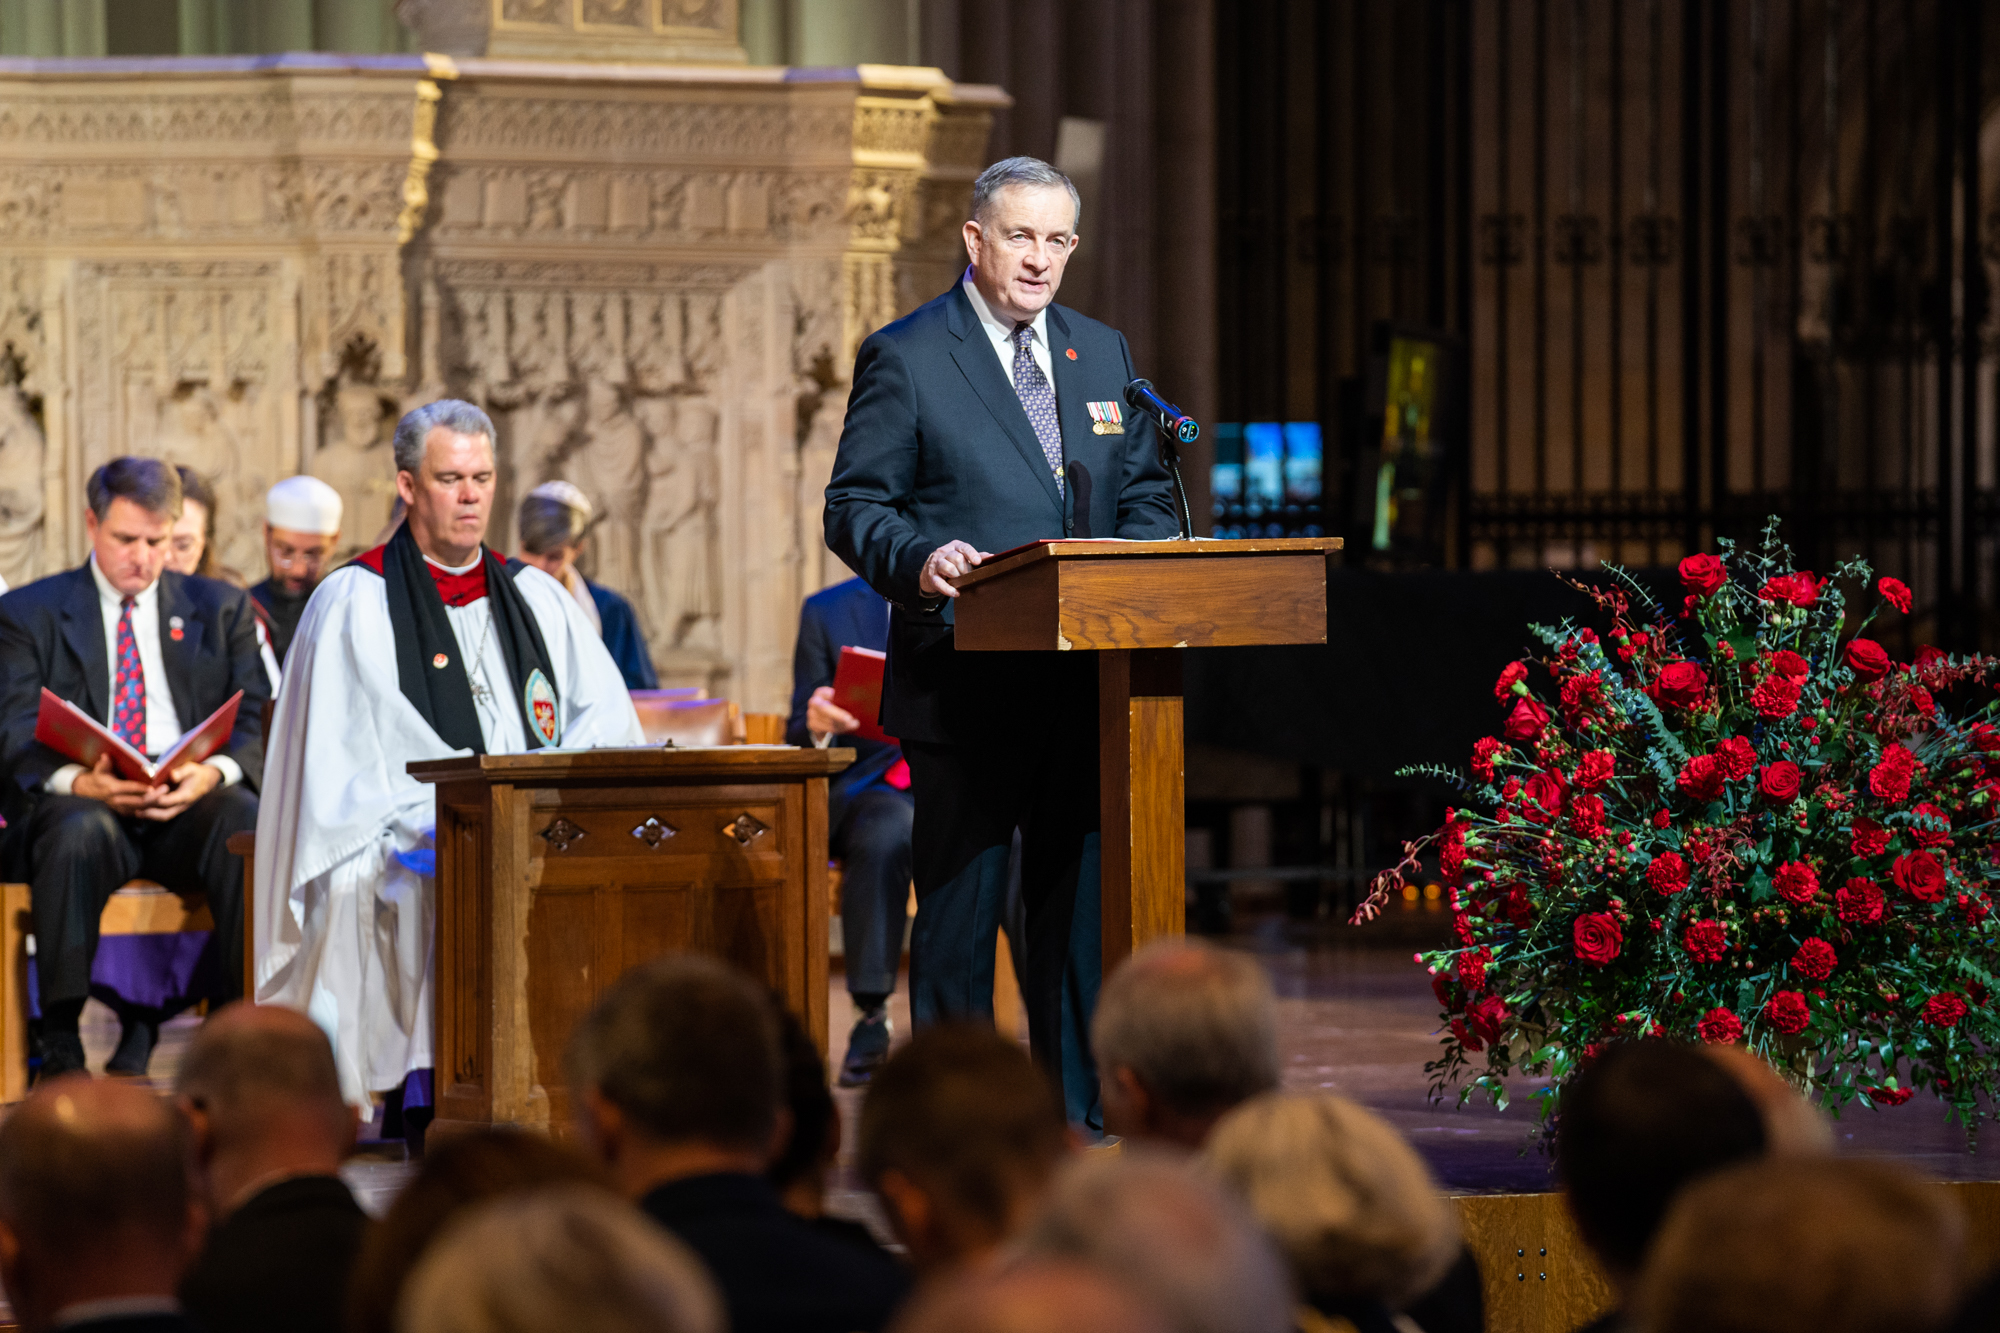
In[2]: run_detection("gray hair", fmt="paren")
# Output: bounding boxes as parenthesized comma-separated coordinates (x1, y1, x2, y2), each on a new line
(971, 156, 1082, 230)
(1021, 1151, 1294, 1333)
(1091, 939, 1280, 1121)
(396, 1184, 723, 1333)
(1203, 1093, 1460, 1309)
(392, 398, 497, 474)
(518, 494, 589, 556)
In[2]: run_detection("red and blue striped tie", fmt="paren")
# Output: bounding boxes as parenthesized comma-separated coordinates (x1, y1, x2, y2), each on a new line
(112, 596, 145, 748)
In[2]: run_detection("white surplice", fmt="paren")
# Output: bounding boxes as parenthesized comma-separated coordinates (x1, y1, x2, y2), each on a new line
(253, 558, 643, 1104)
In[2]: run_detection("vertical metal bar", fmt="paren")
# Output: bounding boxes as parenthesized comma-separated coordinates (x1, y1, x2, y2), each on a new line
(1273, 0, 1290, 429)
(1568, 0, 1587, 520)
(1935, 0, 1955, 644)
(1534, 0, 1550, 515)
(1610, 0, 1627, 540)
(1682, 0, 1705, 554)
(1747, 0, 1767, 496)
(1646, 0, 1663, 515)
(1456, 0, 1474, 569)
(1496, 0, 1514, 561)
(1427, 0, 1449, 329)
(1786, 0, 1806, 559)
(1860, 0, 1878, 535)
(1900, 1, 1917, 601)
(1709, 0, 1732, 541)
(1314, 0, 1337, 538)
(1957, 0, 1980, 649)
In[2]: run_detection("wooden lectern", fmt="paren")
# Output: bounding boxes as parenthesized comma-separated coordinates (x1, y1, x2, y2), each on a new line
(408, 745, 852, 1138)
(952, 538, 1341, 971)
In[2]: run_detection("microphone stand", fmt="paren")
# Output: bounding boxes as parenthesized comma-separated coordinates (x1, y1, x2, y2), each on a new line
(1152, 422, 1195, 539)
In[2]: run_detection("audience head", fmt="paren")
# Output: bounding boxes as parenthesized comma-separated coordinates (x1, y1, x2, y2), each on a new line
(1635, 1157, 1965, 1333)
(391, 398, 497, 565)
(1556, 1039, 1767, 1286)
(347, 1128, 607, 1333)
(964, 156, 1081, 324)
(767, 1003, 841, 1218)
(84, 457, 183, 596)
(1204, 1092, 1458, 1313)
(1020, 1151, 1293, 1333)
(0, 1075, 201, 1333)
(263, 475, 344, 597)
(1699, 1043, 1835, 1155)
(174, 1002, 357, 1216)
(892, 1260, 1171, 1333)
(395, 1184, 722, 1333)
(169, 465, 217, 578)
(566, 955, 786, 1194)
(858, 1024, 1069, 1273)
(516, 480, 594, 583)
(1092, 939, 1280, 1148)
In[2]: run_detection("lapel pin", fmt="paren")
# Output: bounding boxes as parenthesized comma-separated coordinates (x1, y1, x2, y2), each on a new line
(433, 653, 449, 669)
(1065, 347, 1077, 360)
(170, 627, 183, 641)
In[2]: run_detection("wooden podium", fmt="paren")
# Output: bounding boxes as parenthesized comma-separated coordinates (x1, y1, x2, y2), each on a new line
(407, 745, 853, 1137)
(952, 538, 1341, 971)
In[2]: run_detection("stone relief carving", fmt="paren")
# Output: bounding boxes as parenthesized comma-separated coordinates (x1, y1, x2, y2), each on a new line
(637, 394, 720, 657)
(311, 349, 401, 556)
(0, 377, 46, 589)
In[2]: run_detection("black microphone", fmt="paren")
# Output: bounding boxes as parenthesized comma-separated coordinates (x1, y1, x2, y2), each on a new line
(1123, 379, 1201, 445)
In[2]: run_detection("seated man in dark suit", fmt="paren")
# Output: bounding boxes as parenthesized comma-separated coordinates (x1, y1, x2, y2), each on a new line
(0, 458, 267, 1078)
(0, 1075, 206, 1333)
(176, 1003, 367, 1333)
(515, 481, 659, 690)
(568, 955, 910, 1333)
(785, 575, 911, 1085)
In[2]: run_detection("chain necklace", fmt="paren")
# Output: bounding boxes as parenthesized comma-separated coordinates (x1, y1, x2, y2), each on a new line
(464, 606, 498, 708)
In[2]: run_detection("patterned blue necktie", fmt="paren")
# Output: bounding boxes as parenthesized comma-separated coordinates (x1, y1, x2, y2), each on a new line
(1011, 322, 1064, 494)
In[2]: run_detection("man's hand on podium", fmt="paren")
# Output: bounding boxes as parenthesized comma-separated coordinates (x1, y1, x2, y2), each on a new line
(920, 539, 992, 600)
(807, 686, 860, 743)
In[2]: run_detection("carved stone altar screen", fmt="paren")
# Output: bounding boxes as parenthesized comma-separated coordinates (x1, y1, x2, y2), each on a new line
(0, 55, 1002, 708)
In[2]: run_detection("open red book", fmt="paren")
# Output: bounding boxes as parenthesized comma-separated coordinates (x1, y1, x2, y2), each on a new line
(34, 687, 243, 786)
(829, 645, 892, 743)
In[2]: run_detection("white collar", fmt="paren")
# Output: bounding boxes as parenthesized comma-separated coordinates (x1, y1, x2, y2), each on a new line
(422, 552, 482, 576)
(87, 553, 160, 609)
(962, 266, 1047, 346)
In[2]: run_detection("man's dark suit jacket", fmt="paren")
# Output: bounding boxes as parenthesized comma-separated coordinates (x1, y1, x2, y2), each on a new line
(178, 1175, 368, 1333)
(0, 565, 270, 836)
(785, 576, 899, 821)
(643, 1173, 909, 1333)
(823, 284, 1180, 744)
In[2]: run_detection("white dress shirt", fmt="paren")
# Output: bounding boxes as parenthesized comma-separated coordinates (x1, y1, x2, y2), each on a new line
(962, 266, 1055, 392)
(46, 558, 244, 793)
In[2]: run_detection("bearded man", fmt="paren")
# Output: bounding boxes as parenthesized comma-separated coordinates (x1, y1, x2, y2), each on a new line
(253, 399, 642, 1111)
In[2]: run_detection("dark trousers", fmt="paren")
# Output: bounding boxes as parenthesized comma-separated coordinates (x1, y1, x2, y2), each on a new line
(904, 736, 1102, 1129)
(21, 786, 256, 1018)
(833, 785, 915, 999)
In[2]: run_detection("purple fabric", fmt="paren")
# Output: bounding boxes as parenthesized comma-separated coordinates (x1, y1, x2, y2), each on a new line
(26, 930, 223, 1019)
(402, 1068, 434, 1111)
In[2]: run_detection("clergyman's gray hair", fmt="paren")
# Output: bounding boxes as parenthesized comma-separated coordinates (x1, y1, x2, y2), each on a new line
(392, 398, 497, 474)
(1091, 938, 1280, 1121)
(971, 156, 1082, 230)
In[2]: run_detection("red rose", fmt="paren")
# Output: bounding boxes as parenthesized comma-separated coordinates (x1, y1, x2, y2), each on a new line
(1850, 817, 1890, 858)
(1922, 993, 1969, 1028)
(1892, 851, 1946, 903)
(1866, 1085, 1915, 1106)
(1503, 697, 1550, 743)
(1765, 990, 1812, 1035)
(1653, 661, 1710, 709)
(1912, 802, 1953, 849)
(1791, 937, 1837, 981)
(1647, 851, 1690, 896)
(1573, 912, 1624, 967)
(1573, 750, 1615, 792)
(1773, 861, 1820, 905)
(1677, 753, 1728, 803)
(1835, 878, 1886, 924)
(1759, 762, 1803, 802)
(1750, 673, 1804, 719)
(1879, 576, 1913, 614)
(1696, 1006, 1744, 1044)
(1759, 572, 1822, 607)
(1522, 771, 1568, 823)
(1683, 919, 1729, 963)
(1431, 973, 1459, 1011)
(1970, 723, 2000, 753)
(1494, 660, 1529, 701)
(1846, 638, 1892, 680)
(1679, 553, 1728, 596)
(1470, 736, 1507, 782)
(1715, 735, 1757, 781)
(1569, 793, 1607, 839)
(1466, 994, 1509, 1046)
(1769, 649, 1810, 679)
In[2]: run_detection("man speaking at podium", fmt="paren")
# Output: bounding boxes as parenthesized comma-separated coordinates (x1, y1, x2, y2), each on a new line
(824, 156, 1179, 1130)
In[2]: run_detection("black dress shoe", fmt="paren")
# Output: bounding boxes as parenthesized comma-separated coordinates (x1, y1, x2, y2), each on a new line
(105, 1016, 160, 1076)
(838, 1009, 893, 1088)
(33, 1030, 87, 1082)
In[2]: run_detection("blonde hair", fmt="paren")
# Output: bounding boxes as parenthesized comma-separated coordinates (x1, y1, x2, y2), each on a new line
(1203, 1093, 1459, 1308)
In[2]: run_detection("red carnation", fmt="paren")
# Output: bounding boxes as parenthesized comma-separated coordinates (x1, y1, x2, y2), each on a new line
(1922, 993, 1969, 1028)
(1679, 553, 1728, 597)
(1494, 660, 1528, 701)
(1696, 1007, 1744, 1044)
(1573, 912, 1624, 967)
(1677, 753, 1728, 803)
(1869, 745, 1916, 804)
(1455, 946, 1490, 992)
(1760, 571, 1822, 607)
(1765, 990, 1812, 1035)
(1522, 771, 1568, 824)
(1715, 735, 1757, 781)
(1850, 817, 1890, 858)
(1465, 994, 1509, 1046)
(1771, 649, 1811, 679)
(1892, 851, 1947, 903)
(1791, 937, 1837, 981)
(1647, 852, 1690, 896)
(1911, 802, 1953, 849)
(1846, 638, 1892, 680)
(1879, 576, 1913, 614)
(1573, 750, 1615, 792)
(1683, 919, 1729, 963)
(1835, 878, 1886, 924)
(1470, 736, 1507, 781)
(1773, 861, 1820, 906)
(1503, 697, 1550, 743)
(1866, 1085, 1915, 1106)
(1569, 793, 1608, 839)
(1750, 673, 1804, 719)
(1653, 661, 1710, 709)
(1969, 723, 2000, 753)
(1492, 883, 1533, 926)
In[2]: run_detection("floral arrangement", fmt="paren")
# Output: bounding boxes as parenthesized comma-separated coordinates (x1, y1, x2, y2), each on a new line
(1362, 522, 2000, 1129)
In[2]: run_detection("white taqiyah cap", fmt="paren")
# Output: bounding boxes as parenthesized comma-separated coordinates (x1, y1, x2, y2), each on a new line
(527, 479, 594, 520)
(266, 475, 344, 533)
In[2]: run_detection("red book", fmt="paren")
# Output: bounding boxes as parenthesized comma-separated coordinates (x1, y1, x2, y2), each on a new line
(829, 646, 891, 743)
(34, 687, 243, 787)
